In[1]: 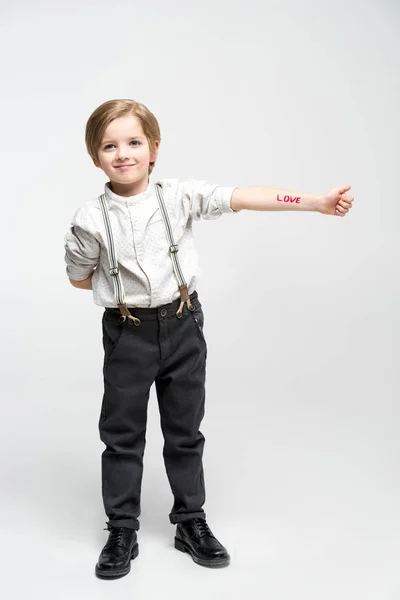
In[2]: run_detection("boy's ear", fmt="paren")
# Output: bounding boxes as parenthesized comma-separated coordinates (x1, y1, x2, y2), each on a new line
(92, 155, 101, 168)
(150, 140, 160, 163)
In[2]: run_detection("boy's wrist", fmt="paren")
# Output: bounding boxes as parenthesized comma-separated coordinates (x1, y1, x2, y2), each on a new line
(314, 195, 325, 213)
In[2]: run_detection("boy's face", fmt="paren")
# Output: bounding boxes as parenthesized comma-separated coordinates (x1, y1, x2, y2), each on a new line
(93, 115, 159, 192)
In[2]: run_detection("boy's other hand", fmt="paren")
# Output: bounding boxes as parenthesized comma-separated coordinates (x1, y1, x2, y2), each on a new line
(69, 272, 94, 289)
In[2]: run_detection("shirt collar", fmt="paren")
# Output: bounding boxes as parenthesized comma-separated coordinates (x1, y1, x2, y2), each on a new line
(104, 179, 155, 205)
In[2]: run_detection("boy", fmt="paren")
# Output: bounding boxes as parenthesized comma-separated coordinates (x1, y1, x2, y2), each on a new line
(64, 99, 354, 579)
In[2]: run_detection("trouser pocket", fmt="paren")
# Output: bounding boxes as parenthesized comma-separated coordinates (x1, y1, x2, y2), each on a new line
(189, 305, 207, 346)
(102, 312, 125, 367)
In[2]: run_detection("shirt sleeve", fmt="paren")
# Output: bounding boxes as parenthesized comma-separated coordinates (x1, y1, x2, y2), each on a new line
(178, 179, 240, 221)
(64, 207, 101, 281)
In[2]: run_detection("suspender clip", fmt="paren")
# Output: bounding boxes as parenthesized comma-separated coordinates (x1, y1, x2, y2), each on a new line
(109, 267, 119, 276)
(169, 245, 179, 254)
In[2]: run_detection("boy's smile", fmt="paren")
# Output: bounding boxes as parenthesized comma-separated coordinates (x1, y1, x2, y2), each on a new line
(92, 114, 159, 197)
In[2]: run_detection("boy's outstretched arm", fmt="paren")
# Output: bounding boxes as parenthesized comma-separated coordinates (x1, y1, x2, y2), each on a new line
(230, 185, 354, 217)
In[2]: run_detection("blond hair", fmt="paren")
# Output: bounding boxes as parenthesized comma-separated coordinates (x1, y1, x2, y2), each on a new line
(85, 99, 161, 175)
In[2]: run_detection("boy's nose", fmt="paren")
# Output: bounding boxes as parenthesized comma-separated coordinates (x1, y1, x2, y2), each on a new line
(116, 145, 131, 158)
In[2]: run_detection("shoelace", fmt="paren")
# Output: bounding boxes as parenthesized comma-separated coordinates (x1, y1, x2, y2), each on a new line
(103, 525, 126, 548)
(192, 518, 214, 538)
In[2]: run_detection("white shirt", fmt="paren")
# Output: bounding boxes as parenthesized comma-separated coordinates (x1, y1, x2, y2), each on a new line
(64, 177, 239, 308)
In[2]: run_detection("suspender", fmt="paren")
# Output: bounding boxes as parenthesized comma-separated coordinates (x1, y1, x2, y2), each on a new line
(97, 182, 194, 326)
(97, 191, 126, 308)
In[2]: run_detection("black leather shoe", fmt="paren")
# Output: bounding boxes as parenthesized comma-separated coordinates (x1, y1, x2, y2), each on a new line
(95, 524, 139, 579)
(175, 518, 230, 568)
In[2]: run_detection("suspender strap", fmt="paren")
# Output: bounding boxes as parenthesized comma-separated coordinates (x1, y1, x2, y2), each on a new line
(97, 193, 140, 325)
(154, 183, 194, 316)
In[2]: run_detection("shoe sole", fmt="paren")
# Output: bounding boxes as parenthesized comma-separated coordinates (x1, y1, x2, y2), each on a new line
(174, 537, 230, 568)
(95, 543, 139, 579)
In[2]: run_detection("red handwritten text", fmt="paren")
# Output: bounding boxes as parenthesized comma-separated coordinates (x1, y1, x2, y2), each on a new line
(277, 195, 301, 203)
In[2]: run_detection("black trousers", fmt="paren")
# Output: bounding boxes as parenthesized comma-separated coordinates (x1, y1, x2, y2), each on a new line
(99, 290, 208, 530)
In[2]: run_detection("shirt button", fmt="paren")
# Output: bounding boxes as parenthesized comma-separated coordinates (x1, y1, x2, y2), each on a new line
(160, 308, 167, 317)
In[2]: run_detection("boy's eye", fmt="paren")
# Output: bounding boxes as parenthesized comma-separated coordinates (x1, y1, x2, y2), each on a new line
(103, 140, 141, 150)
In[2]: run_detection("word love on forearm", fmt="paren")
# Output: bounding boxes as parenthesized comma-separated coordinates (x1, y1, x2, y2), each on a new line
(277, 194, 301, 203)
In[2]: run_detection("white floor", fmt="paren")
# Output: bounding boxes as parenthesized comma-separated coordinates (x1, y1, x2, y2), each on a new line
(2, 457, 400, 600)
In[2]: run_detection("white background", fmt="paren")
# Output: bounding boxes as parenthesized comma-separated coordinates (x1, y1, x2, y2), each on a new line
(1, 0, 399, 598)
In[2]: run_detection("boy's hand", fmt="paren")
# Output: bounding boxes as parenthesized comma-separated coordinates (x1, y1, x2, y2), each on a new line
(319, 185, 354, 217)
